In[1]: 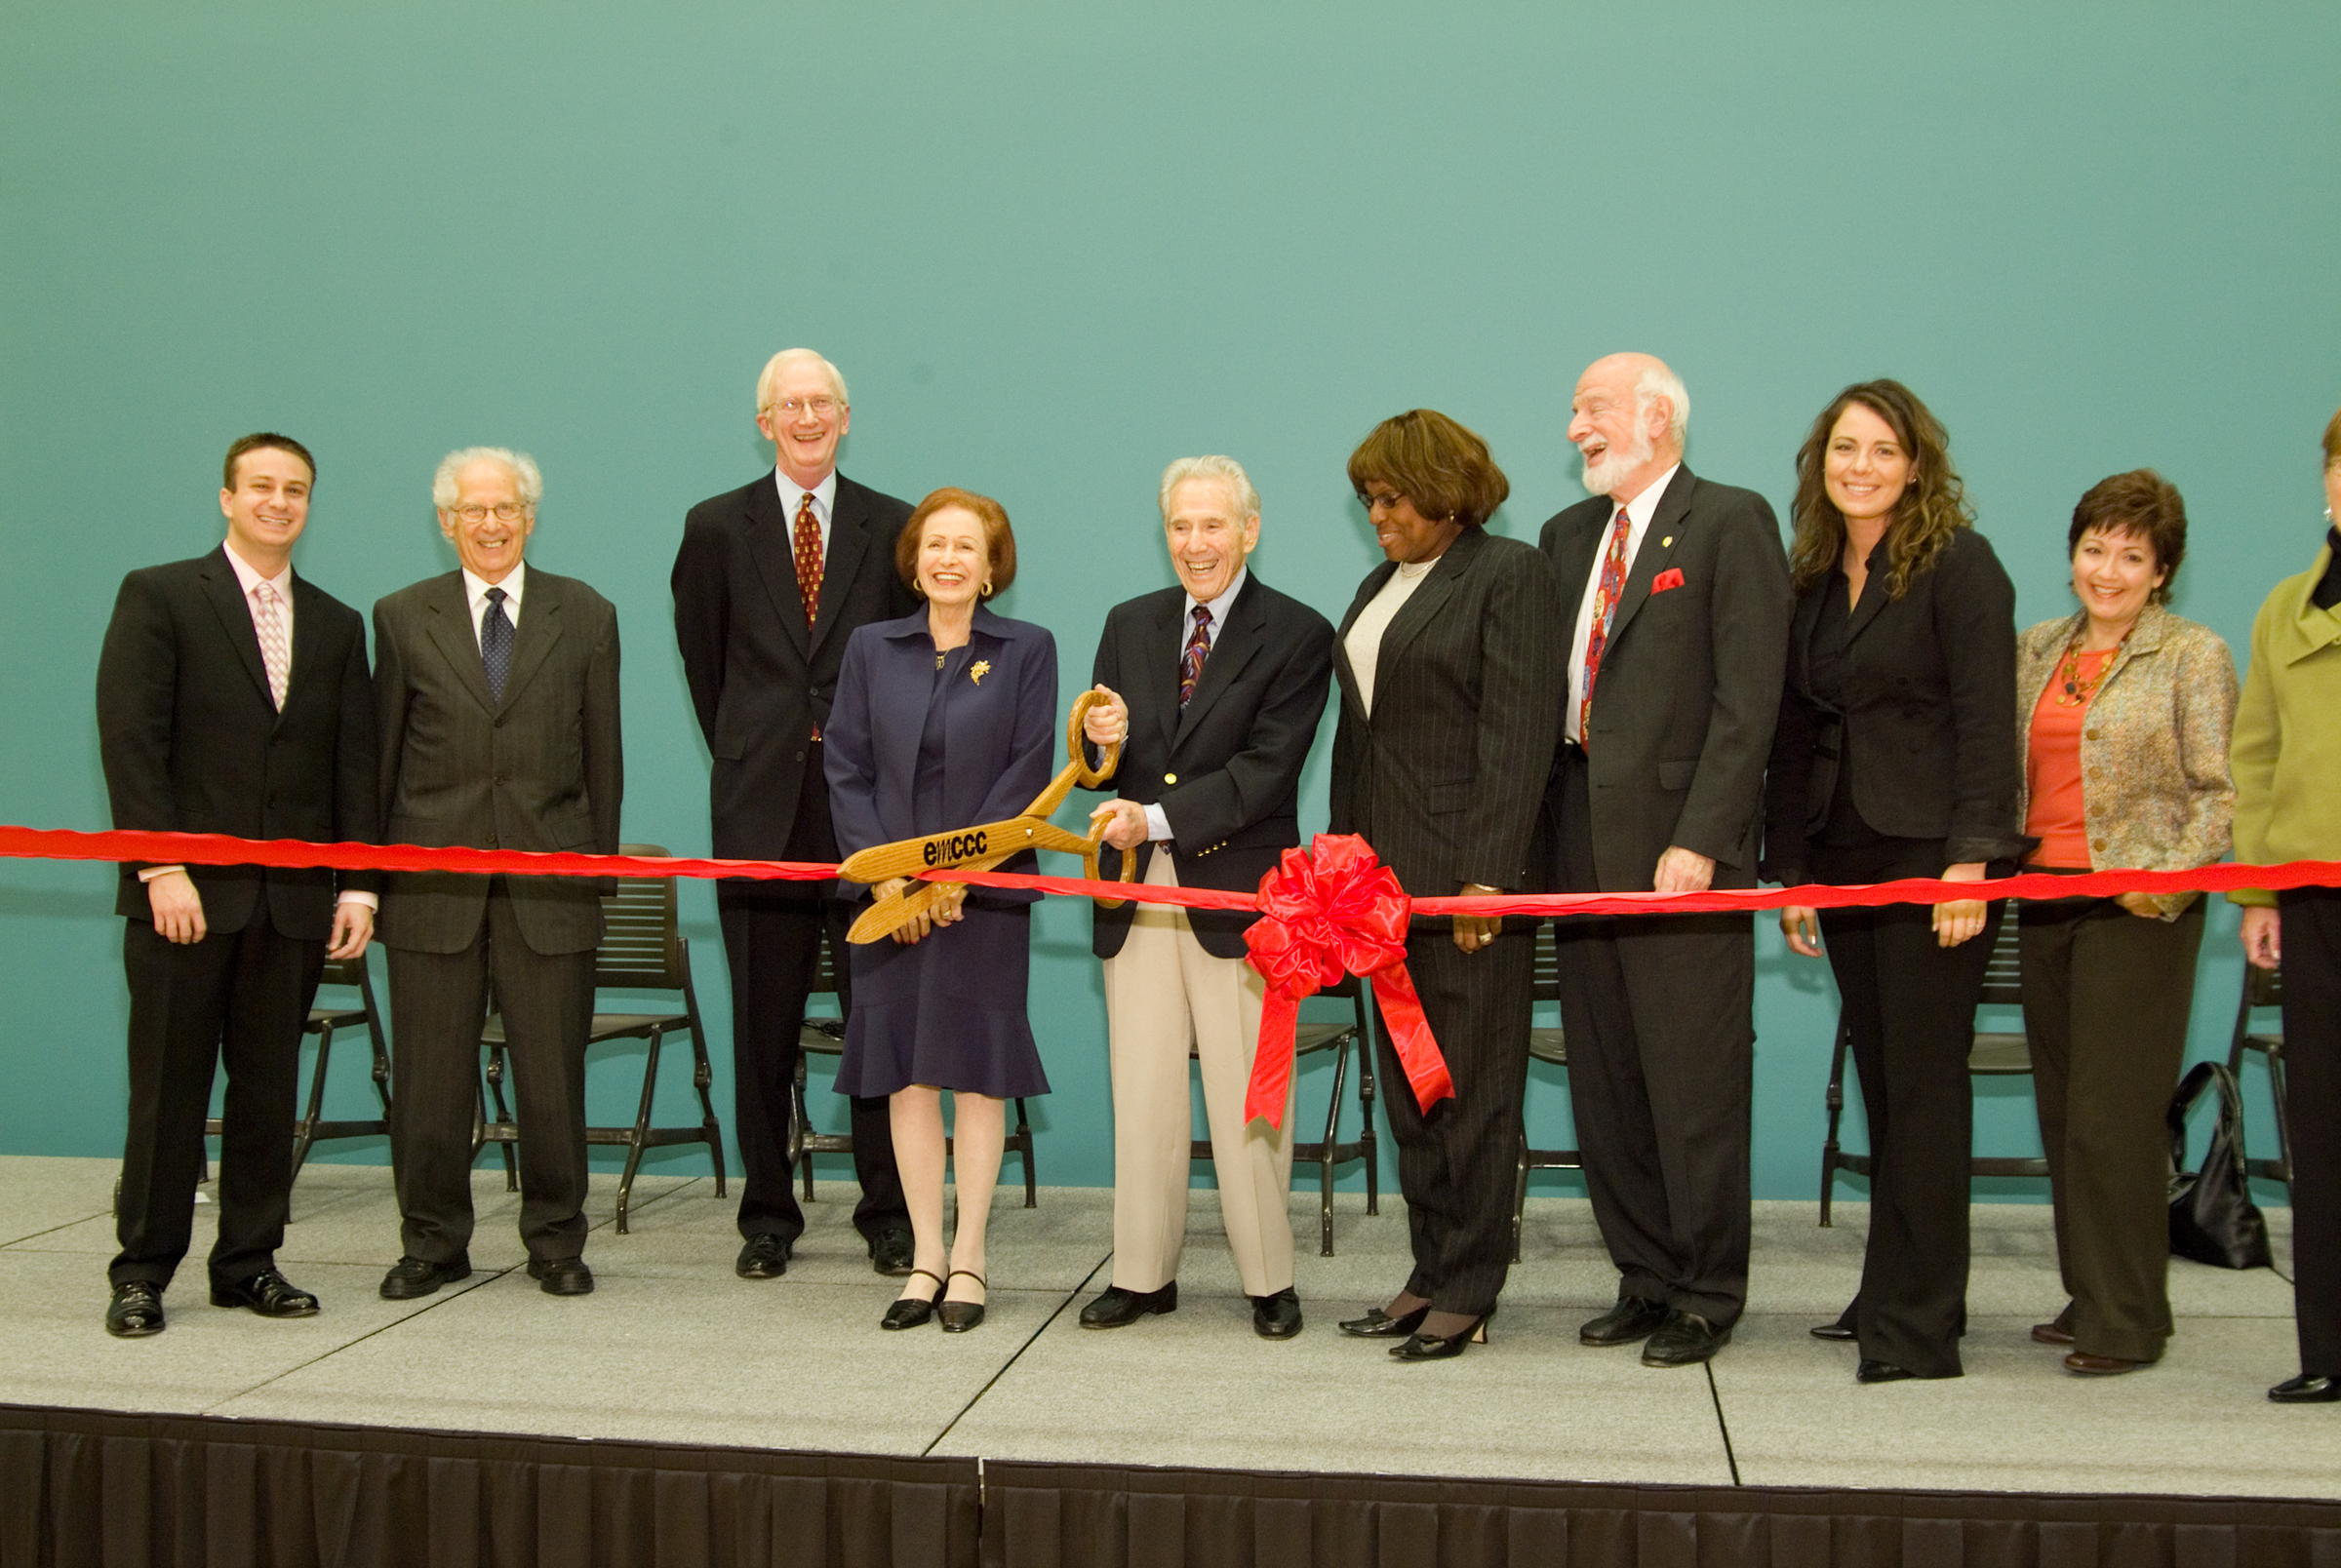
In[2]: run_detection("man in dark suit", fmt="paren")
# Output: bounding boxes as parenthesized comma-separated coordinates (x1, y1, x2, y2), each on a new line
(1075, 456, 1333, 1340)
(96, 432, 379, 1337)
(374, 447, 622, 1299)
(672, 349, 916, 1279)
(1539, 353, 1793, 1367)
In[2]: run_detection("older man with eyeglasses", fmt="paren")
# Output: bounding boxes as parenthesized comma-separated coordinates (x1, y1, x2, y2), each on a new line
(372, 447, 623, 1299)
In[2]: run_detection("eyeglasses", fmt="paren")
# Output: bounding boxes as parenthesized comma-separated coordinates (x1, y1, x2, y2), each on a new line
(768, 396, 839, 416)
(1357, 490, 1407, 513)
(453, 502, 529, 524)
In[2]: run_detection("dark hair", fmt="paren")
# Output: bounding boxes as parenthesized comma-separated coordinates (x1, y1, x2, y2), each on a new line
(1345, 409, 1509, 529)
(896, 487, 1017, 598)
(223, 431, 315, 490)
(1789, 380, 1971, 600)
(2323, 406, 2340, 470)
(2069, 469, 2186, 604)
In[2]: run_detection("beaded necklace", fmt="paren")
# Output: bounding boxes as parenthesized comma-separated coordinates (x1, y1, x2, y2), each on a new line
(2052, 626, 2127, 707)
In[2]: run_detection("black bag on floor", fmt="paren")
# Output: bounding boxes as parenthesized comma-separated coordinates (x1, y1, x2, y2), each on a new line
(2166, 1059, 2272, 1270)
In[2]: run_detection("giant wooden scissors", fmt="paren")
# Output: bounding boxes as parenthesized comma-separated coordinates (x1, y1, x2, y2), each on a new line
(836, 689, 1133, 944)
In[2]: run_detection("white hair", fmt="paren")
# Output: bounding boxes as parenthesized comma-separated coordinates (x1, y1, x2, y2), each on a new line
(432, 447, 543, 510)
(1157, 455, 1260, 524)
(1635, 359, 1690, 444)
(755, 347, 850, 413)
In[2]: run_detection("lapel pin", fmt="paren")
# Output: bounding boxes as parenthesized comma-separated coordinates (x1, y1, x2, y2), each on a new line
(1661, 536, 1673, 548)
(970, 659, 992, 686)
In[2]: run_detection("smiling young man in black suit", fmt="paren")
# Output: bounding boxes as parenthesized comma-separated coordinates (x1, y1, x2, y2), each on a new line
(672, 349, 916, 1280)
(1076, 456, 1334, 1340)
(1539, 353, 1793, 1368)
(96, 432, 380, 1337)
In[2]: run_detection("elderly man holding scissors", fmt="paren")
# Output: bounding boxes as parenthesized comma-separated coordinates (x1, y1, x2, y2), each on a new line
(1077, 456, 1334, 1339)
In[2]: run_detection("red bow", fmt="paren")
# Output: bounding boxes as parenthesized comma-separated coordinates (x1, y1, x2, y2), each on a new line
(1242, 834, 1452, 1128)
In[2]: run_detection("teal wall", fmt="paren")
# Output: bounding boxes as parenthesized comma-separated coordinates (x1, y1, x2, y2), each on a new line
(4, 3, 2335, 1203)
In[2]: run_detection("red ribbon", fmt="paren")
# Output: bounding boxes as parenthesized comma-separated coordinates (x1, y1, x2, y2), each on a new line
(1240, 834, 1451, 1130)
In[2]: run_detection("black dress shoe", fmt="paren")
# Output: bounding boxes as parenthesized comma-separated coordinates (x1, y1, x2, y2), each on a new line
(736, 1234, 792, 1279)
(2269, 1373, 2341, 1403)
(882, 1271, 945, 1330)
(211, 1268, 319, 1317)
(1580, 1296, 1670, 1347)
(1392, 1315, 1488, 1361)
(1252, 1288, 1302, 1340)
(1643, 1310, 1730, 1366)
(938, 1270, 985, 1333)
(105, 1281, 165, 1338)
(379, 1255, 471, 1300)
(1808, 1321, 1857, 1342)
(868, 1226, 916, 1277)
(1856, 1358, 1916, 1384)
(529, 1257, 595, 1296)
(1338, 1303, 1429, 1339)
(1081, 1282, 1178, 1329)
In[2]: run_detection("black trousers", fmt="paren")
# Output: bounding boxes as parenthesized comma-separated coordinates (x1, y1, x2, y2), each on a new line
(386, 880, 594, 1266)
(1816, 836, 1998, 1378)
(721, 741, 905, 1246)
(112, 916, 323, 1290)
(1551, 755, 1755, 1327)
(1373, 920, 1532, 1319)
(2281, 886, 2341, 1375)
(2019, 889, 2204, 1363)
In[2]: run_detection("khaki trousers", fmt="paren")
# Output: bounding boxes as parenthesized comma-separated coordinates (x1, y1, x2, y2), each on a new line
(1102, 852, 1295, 1297)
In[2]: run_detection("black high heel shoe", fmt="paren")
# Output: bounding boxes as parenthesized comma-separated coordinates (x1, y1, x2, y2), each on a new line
(1392, 1314, 1489, 1362)
(881, 1270, 944, 1331)
(938, 1270, 986, 1333)
(1338, 1303, 1430, 1339)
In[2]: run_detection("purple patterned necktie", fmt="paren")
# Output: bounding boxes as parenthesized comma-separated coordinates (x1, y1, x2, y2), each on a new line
(1178, 605, 1212, 708)
(1578, 504, 1632, 748)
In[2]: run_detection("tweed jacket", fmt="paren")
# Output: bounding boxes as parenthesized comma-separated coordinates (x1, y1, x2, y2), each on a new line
(2015, 605, 2236, 920)
(2230, 535, 2341, 906)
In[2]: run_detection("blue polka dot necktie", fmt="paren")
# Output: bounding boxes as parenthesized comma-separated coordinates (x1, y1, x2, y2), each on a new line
(482, 586, 513, 702)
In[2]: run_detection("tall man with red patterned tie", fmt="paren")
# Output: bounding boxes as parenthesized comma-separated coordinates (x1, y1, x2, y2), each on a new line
(673, 349, 917, 1280)
(1537, 353, 1792, 1368)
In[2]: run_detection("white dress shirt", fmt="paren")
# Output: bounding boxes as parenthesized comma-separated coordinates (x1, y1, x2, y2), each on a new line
(1565, 463, 1681, 744)
(1146, 568, 1249, 843)
(775, 468, 837, 554)
(460, 560, 527, 647)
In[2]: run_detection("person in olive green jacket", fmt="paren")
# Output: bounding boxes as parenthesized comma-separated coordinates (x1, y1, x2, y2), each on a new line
(2231, 406, 2341, 1405)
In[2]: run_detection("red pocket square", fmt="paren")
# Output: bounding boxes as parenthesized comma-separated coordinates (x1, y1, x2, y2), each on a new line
(1651, 568, 1686, 593)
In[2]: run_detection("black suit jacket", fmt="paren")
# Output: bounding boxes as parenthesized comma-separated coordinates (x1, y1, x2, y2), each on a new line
(1539, 466, 1793, 892)
(1089, 572, 1334, 960)
(97, 546, 378, 938)
(373, 568, 623, 956)
(672, 470, 917, 857)
(1329, 528, 1566, 900)
(1761, 527, 2024, 885)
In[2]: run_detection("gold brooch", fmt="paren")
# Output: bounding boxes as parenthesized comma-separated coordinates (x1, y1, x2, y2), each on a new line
(970, 660, 992, 686)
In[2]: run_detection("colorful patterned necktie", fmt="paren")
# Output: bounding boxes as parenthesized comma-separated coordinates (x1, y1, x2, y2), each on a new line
(253, 580, 290, 712)
(792, 490, 822, 624)
(481, 586, 513, 702)
(1577, 504, 1633, 747)
(1178, 605, 1212, 708)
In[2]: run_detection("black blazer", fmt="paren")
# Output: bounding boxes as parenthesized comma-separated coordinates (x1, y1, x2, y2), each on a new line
(672, 471, 917, 858)
(97, 547, 378, 938)
(374, 568, 623, 956)
(1762, 527, 2024, 885)
(1329, 528, 1566, 900)
(1539, 466, 1793, 891)
(1089, 573, 1334, 960)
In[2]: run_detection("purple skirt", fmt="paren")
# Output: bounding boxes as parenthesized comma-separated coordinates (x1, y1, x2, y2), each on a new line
(835, 899, 1049, 1099)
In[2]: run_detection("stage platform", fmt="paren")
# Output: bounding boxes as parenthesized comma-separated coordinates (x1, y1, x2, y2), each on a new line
(3, 1152, 2332, 1504)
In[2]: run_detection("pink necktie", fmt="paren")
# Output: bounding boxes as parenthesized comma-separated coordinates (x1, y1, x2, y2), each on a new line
(253, 581, 290, 712)
(1578, 505, 1632, 747)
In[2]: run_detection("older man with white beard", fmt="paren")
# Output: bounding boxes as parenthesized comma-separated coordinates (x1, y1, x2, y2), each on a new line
(1536, 353, 1792, 1368)
(1074, 456, 1334, 1339)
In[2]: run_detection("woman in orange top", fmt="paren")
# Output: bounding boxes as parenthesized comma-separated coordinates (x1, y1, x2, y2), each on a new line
(2014, 469, 2236, 1377)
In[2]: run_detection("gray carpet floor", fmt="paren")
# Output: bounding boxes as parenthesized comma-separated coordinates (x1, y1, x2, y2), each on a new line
(5, 1155, 2332, 1498)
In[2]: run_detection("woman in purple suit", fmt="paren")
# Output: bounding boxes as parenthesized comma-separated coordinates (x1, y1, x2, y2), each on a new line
(825, 488, 1057, 1335)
